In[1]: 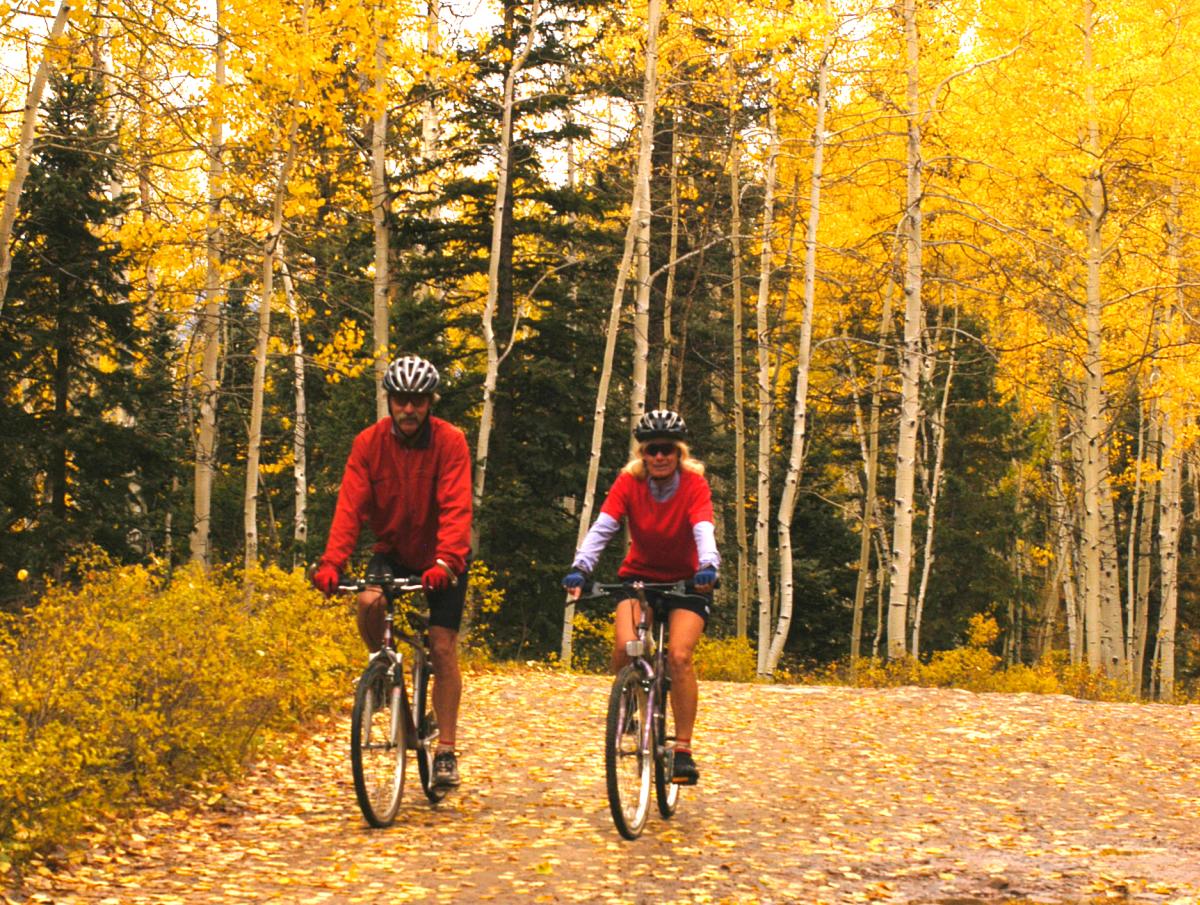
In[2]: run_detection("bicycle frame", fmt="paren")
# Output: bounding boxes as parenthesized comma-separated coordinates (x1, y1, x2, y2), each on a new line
(340, 572, 448, 823)
(579, 579, 694, 838)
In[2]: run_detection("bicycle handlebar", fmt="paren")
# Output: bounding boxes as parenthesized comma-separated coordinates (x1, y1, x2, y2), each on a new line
(572, 579, 706, 602)
(336, 575, 424, 594)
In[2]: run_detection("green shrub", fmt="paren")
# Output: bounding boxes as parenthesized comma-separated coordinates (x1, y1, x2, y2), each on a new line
(0, 557, 359, 868)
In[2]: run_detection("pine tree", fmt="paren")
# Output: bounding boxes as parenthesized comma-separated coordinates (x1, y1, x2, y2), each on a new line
(0, 68, 158, 591)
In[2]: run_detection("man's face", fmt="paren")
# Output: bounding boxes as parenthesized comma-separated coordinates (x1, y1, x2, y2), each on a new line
(388, 392, 432, 437)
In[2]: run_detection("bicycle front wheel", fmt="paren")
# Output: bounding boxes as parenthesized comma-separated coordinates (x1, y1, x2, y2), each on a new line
(605, 666, 651, 839)
(653, 676, 681, 818)
(350, 657, 406, 826)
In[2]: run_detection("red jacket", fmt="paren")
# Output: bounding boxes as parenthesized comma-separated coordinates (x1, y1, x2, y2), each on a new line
(319, 416, 472, 574)
(600, 469, 714, 581)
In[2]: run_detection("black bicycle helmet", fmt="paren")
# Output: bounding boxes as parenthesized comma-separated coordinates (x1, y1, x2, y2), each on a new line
(634, 409, 688, 442)
(382, 355, 440, 395)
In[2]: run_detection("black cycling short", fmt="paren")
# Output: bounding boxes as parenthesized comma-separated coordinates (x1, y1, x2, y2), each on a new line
(365, 552, 469, 632)
(617, 574, 712, 629)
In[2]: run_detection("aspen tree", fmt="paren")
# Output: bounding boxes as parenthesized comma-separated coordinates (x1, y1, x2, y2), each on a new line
(769, 2, 834, 674)
(190, 0, 226, 567)
(370, 10, 390, 421)
(244, 0, 307, 570)
(753, 105, 779, 674)
(279, 244, 308, 564)
(911, 307, 956, 656)
(658, 118, 680, 408)
(886, 0, 924, 659)
(0, 0, 74, 315)
(562, 0, 663, 665)
(475, 0, 542, 545)
(729, 123, 750, 641)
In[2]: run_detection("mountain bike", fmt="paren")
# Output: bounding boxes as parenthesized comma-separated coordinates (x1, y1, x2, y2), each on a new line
(574, 580, 698, 840)
(338, 574, 447, 827)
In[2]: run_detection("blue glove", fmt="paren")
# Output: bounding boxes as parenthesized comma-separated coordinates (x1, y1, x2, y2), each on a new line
(562, 569, 589, 590)
(693, 566, 717, 591)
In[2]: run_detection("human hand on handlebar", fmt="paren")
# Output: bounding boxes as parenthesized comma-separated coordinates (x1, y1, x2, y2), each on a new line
(312, 563, 340, 596)
(562, 569, 589, 600)
(693, 565, 717, 593)
(422, 564, 453, 592)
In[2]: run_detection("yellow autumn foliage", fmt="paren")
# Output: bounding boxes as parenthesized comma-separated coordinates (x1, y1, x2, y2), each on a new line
(0, 558, 359, 866)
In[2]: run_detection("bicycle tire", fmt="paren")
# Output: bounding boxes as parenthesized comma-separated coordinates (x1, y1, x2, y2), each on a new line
(605, 665, 651, 839)
(413, 661, 447, 803)
(350, 658, 406, 826)
(653, 676, 681, 818)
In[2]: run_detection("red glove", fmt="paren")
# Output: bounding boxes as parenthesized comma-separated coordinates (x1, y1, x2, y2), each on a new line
(312, 563, 340, 596)
(422, 564, 453, 593)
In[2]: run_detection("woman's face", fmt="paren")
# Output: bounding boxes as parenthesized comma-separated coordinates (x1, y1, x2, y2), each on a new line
(641, 441, 680, 479)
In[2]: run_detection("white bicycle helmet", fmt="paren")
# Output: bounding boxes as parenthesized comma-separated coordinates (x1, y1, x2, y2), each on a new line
(634, 409, 688, 442)
(382, 355, 440, 395)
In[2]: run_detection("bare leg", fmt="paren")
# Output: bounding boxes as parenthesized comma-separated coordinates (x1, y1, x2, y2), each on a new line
(611, 597, 643, 674)
(356, 588, 386, 652)
(666, 609, 704, 743)
(428, 626, 462, 747)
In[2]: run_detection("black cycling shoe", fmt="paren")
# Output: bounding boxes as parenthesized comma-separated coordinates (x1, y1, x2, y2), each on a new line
(433, 751, 460, 789)
(672, 750, 699, 785)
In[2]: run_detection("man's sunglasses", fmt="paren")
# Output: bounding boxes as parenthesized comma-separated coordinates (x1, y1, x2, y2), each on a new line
(389, 393, 431, 407)
(643, 442, 678, 457)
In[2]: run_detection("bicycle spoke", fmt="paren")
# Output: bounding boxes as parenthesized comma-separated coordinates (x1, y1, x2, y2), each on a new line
(350, 660, 406, 826)
(606, 666, 651, 839)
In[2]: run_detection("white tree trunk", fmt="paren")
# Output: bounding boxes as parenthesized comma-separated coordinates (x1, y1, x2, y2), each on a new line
(1132, 408, 1158, 693)
(729, 132, 751, 640)
(769, 26, 830, 675)
(280, 243, 308, 564)
(886, 0, 923, 659)
(244, 65, 303, 569)
(0, 0, 74, 315)
(753, 107, 779, 675)
(1080, 0, 1123, 675)
(474, 0, 541, 546)
(562, 0, 661, 665)
(626, 0, 659, 452)
(851, 277, 895, 663)
(1158, 416, 1182, 699)
(1050, 412, 1081, 663)
(911, 309, 956, 656)
(658, 118, 680, 409)
(190, 0, 226, 567)
(370, 24, 390, 420)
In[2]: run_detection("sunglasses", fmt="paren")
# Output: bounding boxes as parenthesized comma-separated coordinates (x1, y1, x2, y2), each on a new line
(643, 442, 678, 457)
(389, 393, 431, 408)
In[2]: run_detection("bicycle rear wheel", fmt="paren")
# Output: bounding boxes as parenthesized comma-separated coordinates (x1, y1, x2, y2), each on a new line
(653, 676, 681, 818)
(350, 657, 406, 826)
(605, 666, 651, 839)
(413, 661, 447, 803)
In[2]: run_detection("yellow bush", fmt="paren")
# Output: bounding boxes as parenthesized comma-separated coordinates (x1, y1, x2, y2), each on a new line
(694, 635, 758, 682)
(834, 618, 1138, 702)
(458, 560, 506, 666)
(0, 558, 359, 867)
(568, 610, 615, 674)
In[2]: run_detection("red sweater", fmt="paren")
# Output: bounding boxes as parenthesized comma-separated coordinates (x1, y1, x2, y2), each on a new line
(600, 470, 714, 581)
(320, 416, 472, 574)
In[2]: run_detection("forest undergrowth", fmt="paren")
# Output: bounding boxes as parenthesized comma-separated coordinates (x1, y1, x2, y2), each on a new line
(0, 561, 1184, 875)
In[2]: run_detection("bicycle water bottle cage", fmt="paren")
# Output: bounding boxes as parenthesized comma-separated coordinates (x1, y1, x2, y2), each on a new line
(625, 639, 644, 657)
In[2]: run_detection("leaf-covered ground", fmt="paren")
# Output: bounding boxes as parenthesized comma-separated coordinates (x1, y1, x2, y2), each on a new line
(12, 671, 1200, 904)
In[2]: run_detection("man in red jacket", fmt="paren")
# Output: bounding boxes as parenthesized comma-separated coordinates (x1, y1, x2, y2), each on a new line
(312, 354, 472, 790)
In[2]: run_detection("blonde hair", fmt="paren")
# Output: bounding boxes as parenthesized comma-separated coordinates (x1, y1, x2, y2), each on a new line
(622, 441, 705, 479)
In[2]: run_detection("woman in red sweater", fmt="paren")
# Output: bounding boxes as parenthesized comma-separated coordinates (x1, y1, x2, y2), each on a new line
(563, 409, 720, 785)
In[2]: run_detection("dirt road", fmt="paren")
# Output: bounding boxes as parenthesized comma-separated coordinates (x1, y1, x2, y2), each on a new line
(17, 671, 1200, 904)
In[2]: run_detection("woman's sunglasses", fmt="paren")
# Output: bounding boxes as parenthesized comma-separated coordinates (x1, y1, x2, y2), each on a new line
(643, 442, 678, 457)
